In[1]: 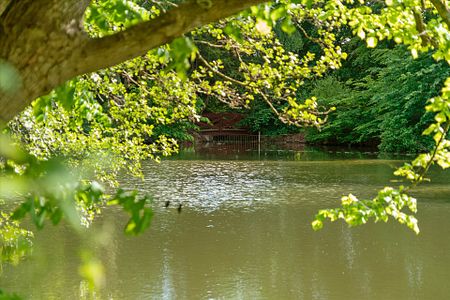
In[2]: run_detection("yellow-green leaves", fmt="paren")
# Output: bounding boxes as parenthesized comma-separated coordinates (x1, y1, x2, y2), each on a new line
(312, 187, 420, 234)
(317, 74, 450, 234)
(322, 75, 450, 234)
(311, 0, 450, 234)
(84, 0, 154, 37)
(192, 3, 347, 128)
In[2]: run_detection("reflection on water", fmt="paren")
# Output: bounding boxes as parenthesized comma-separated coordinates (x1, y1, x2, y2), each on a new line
(1, 150, 450, 299)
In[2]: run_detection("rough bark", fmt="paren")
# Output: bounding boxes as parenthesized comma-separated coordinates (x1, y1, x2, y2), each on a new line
(0, 0, 91, 123)
(0, 0, 12, 17)
(0, 0, 266, 123)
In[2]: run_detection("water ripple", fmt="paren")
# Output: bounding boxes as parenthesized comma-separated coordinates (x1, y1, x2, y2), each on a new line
(124, 160, 395, 213)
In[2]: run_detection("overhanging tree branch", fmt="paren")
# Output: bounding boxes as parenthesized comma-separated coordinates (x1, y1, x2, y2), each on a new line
(0, 0, 267, 123)
(429, 0, 450, 28)
(0, 0, 12, 18)
(70, 0, 266, 81)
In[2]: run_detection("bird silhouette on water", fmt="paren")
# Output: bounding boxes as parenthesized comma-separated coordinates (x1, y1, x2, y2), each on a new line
(164, 200, 182, 213)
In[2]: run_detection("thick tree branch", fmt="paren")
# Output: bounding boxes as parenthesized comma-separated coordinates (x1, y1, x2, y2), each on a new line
(0, 0, 266, 123)
(0, 0, 91, 123)
(413, 9, 432, 46)
(62, 0, 266, 95)
(0, 0, 12, 18)
(429, 0, 450, 28)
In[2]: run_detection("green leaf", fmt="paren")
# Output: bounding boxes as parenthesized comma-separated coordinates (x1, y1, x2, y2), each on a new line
(224, 23, 243, 42)
(281, 18, 296, 35)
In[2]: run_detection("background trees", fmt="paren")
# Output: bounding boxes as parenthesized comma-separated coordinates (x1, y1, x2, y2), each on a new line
(305, 43, 450, 152)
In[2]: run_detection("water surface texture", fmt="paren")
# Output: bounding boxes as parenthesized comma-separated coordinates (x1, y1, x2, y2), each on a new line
(1, 150, 450, 299)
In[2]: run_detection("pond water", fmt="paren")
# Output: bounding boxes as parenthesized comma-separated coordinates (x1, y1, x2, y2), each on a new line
(1, 149, 450, 299)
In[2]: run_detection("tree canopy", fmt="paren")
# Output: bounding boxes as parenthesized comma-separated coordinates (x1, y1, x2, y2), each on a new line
(0, 0, 266, 122)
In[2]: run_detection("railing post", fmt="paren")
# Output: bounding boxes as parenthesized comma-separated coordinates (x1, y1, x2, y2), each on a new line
(258, 131, 261, 156)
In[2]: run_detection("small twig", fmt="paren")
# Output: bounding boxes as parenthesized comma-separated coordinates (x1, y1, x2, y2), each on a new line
(197, 51, 247, 86)
(122, 71, 152, 95)
(193, 39, 228, 48)
(414, 121, 450, 187)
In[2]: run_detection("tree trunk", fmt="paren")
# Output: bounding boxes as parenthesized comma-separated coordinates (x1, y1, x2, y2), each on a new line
(0, 0, 266, 123)
(0, 0, 91, 123)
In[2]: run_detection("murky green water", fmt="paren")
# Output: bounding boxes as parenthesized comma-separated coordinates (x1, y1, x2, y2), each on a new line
(1, 150, 450, 299)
